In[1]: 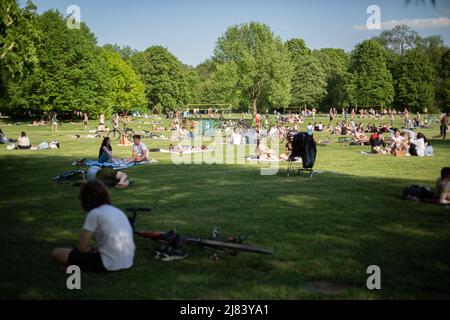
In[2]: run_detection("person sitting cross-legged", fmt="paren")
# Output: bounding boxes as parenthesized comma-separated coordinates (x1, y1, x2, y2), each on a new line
(126, 135, 149, 163)
(51, 181, 135, 273)
(16, 131, 31, 150)
(98, 137, 114, 163)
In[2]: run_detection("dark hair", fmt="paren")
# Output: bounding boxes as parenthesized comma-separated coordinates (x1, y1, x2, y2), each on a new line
(21, 131, 27, 137)
(417, 132, 428, 144)
(99, 137, 112, 159)
(133, 135, 141, 140)
(79, 181, 111, 212)
(441, 167, 450, 180)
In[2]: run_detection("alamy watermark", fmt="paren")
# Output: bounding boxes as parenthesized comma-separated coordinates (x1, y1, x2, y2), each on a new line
(366, 265, 381, 290)
(66, 265, 81, 290)
(169, 126, 281, 176)
(366, 5, 381, 30)
(66, 5, 81, 30)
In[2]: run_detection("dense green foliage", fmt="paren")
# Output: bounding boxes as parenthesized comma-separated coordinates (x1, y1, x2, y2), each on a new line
(287, 39, 327, 110)
(349, 40, 395, 108)
(393, 50, 435, 112)
(100, 48, 147, 114)
(314, 48, 350, 109)
(1, 2, 449, 116)
(131, 46, 190, 113)
(209, 22, 293, 114)
(2, 10, 112, 117)
(0, 0, 40, 78)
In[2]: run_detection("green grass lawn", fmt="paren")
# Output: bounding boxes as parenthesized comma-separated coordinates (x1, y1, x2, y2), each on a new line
(0, 115, 449, 299)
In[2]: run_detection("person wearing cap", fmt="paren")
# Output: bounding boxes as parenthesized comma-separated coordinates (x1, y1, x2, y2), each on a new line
(87, 166, 130, 189)
(126, 135, 149, 164)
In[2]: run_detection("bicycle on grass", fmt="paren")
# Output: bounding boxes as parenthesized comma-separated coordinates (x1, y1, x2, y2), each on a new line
(126, 207, 275, 262)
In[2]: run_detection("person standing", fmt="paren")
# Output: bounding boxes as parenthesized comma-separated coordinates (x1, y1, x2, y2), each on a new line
(99, 113, 105, 126)
(440, 113, 448, 140)
(51, 113, 59, 132)
(255, 113, 261, 128)
(83, 113, 89, 130)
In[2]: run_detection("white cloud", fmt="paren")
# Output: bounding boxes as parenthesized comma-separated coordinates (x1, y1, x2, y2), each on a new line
(353, 16, 450, 31)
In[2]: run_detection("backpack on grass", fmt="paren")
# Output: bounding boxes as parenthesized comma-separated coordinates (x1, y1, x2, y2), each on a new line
(403, 185, 435, 201)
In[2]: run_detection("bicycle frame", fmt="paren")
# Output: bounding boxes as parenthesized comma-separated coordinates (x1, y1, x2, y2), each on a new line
(126, 207, 275, 258)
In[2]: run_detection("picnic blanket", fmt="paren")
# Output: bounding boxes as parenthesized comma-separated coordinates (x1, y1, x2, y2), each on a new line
(159, 148, 213, 154)
(84, 159, 158, 170)
(246, 155, 302, 163)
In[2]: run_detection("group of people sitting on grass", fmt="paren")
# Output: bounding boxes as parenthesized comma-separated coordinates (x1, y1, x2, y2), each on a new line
(353, 127, 433, 157)
(98, 135, 149, 165)
(79, 135, 150, 190)
(1, 130, 60, 150)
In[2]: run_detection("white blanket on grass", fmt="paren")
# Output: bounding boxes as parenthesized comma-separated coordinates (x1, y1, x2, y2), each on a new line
(246, 155, 302, 163)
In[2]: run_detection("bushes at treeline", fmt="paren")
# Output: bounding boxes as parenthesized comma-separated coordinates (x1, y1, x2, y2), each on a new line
(1, 1, 449, 118)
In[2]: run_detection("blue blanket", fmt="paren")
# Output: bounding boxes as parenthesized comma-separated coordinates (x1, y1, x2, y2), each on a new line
(85, 159, 157, 170)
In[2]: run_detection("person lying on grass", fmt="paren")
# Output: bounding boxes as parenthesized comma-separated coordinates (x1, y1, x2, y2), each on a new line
(51, 181, 135, 272)
(87, 166, 130, 189)
(126, 135, 148, 163)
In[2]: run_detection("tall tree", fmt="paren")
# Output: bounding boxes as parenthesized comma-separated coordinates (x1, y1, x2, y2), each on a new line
(131, 46, 189, 113)
(287, 39, 327, 110)
(373, 24, 420, 56)
(437, 50, 450, 113)
(211, 22, 293, 114)
(100, 47, 146, 113)
(349, 40, 394, 108)
(0, 0, 40, 78)
(314, 48, 350, 109)
(393, 50, 435, 112)
(3, 10, 112, 117)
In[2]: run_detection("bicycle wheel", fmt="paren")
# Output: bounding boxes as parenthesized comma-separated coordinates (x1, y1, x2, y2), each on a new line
(52, 170, 84, 183)
(125, 128, 135, 139)
(184, 237, 274, 255)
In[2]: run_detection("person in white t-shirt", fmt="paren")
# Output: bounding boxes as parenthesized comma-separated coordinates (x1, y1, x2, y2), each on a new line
(126, 135, 149, 163)
(51, 181, 135, 272)
(17, 131, 31, 149)
(230, 128, 242, 145)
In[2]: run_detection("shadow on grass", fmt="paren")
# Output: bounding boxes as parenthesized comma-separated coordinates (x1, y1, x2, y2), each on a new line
(0, 154, 449, 299)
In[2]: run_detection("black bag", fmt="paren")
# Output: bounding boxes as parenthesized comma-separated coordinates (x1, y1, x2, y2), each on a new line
(290, 132, 317, 169)
(403, 185, 435, 201)
(409, 144, 418, 156)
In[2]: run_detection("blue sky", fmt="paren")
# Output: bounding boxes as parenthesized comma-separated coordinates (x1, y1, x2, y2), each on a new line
(29, 0, 450, 66)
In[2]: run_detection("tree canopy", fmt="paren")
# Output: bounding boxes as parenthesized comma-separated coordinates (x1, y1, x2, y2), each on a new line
(0, 0, 449, 117)
(209, 22, 293, 114)
(2, 9, 112, 117)
(100, 47, 146, 114)
(349, 40, 395, 108)
(287, 39, 327, 110)
(131, 46, 190, 113)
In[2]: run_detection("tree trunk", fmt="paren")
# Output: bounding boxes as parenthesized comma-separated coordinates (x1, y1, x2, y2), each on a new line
(251, 81, 262, 115)
(252, 97, 258, 115)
